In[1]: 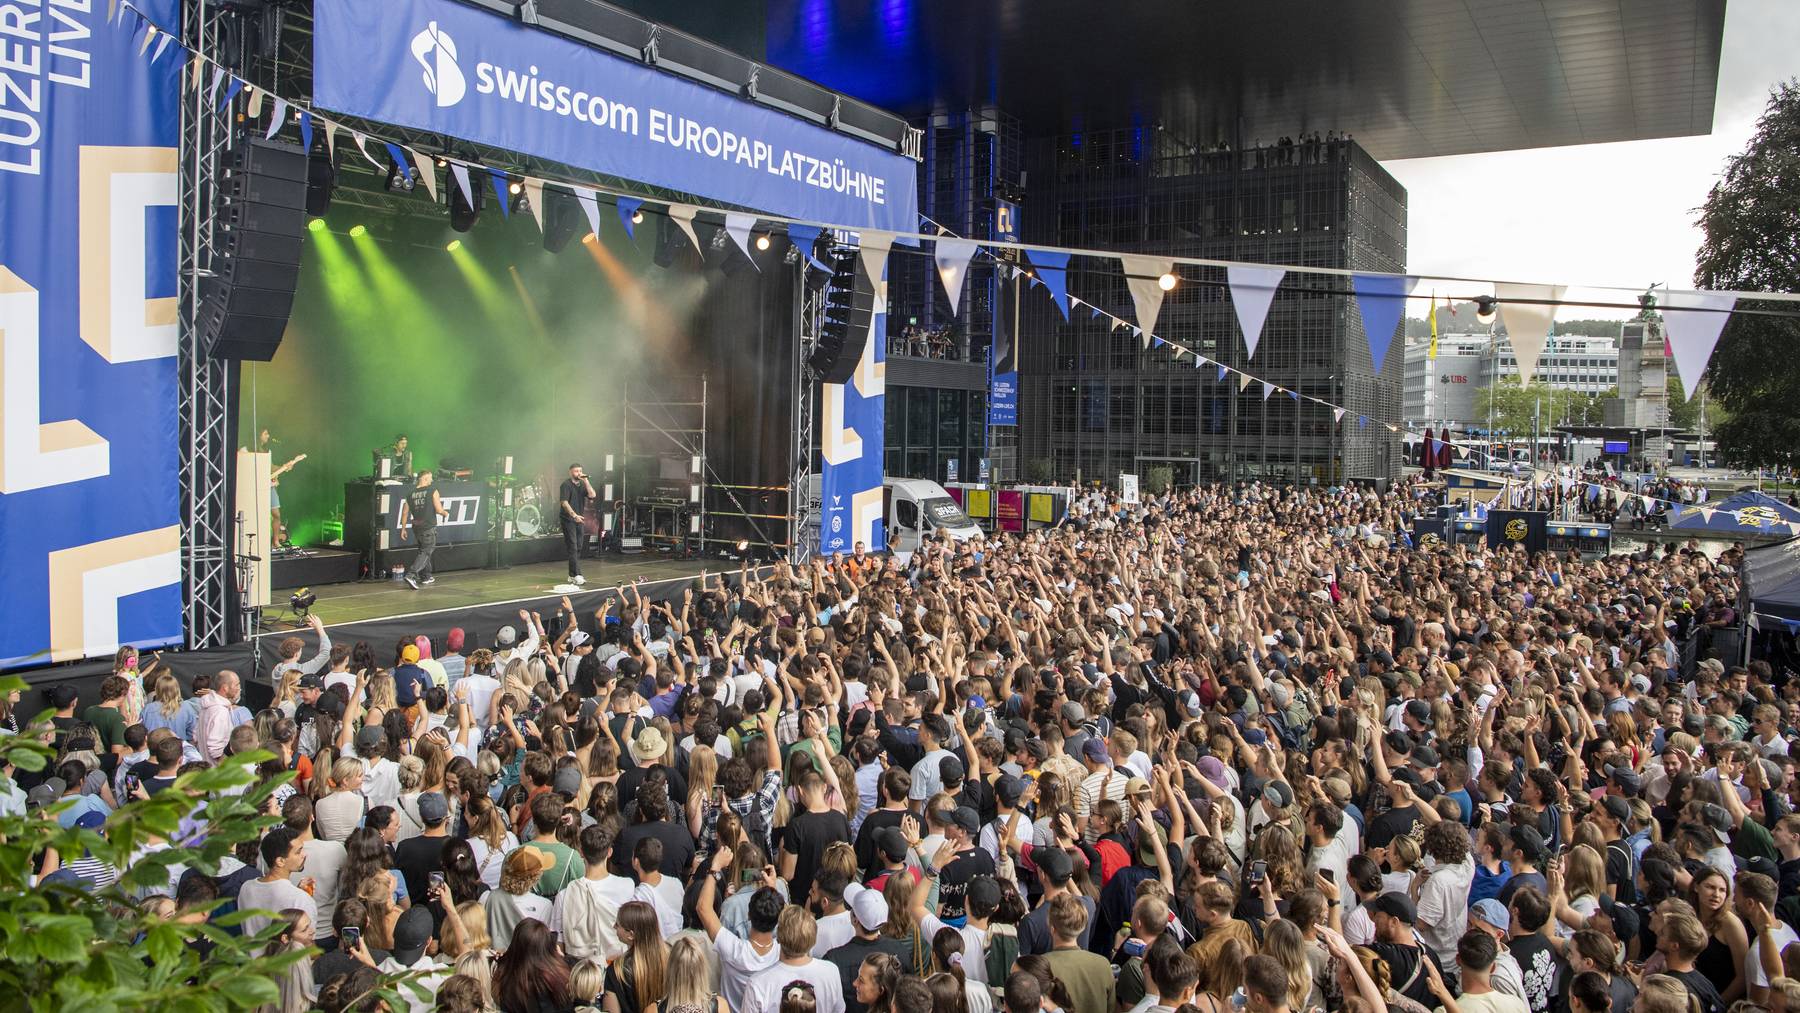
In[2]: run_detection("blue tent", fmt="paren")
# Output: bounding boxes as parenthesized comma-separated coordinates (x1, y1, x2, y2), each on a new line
(1670, 490, 1800, 535)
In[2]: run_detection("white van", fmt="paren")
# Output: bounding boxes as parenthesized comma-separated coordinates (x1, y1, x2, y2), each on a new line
(884, 477, 981, 558)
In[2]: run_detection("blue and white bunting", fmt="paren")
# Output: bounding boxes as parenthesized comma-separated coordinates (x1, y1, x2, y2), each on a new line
(1351, 273, 1416, 374)
(668, 204, 701, 253)
(1025, 249, 1072, 320)
(1262, 381, 1275, 401)
(449, 163, 474, 209)
(489, 170, 511, 218)
(383, 143, 412, 182)
(573, 186, 601, 237)
(265, 98, 289, 140)
(724, 212, 760, 270)
(617, 197, 643, 239)
(1226, 265, 1284, 360)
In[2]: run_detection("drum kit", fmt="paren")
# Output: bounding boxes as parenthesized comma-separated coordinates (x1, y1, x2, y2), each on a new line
(487, 475, 545, 539)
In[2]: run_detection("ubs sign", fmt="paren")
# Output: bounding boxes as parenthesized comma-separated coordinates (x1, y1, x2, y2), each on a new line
(1439, 375, 1469, 384)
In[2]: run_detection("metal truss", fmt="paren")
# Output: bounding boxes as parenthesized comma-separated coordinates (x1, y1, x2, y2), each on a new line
(177, 0, 238, 650)
(790, 274, 823, 565)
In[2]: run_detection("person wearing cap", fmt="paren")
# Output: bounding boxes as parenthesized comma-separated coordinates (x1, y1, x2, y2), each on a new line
(392, 642, 432, 721)
(854, 768, 913, 877)
(1058, 702, 1093, 766)
(1368, 891, 1446, 1007)
(1465, 899, 1529, 1002)
(375, 905, 454, 1013)
(821, 876, 907, 1013)
(1590, 794, 1639, 905)
(482, 844, 555, 950)
(980, 773, 1032, 866)
(393, 791, 451, 905)
(1017, 832, 1096, 956)
(905, 802, 994, 927)
(353, 723, 402, 809)
(1075, 736, 1127, 845)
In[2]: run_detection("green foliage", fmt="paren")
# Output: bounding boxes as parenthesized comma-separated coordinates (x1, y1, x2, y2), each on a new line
(1024, 457, 1056, 484)
(0, 676, 425, 1012)
(1472, 378, 1610, 433)
(1694, 80, 1800, 468)
(1143, 466, 1174, 495)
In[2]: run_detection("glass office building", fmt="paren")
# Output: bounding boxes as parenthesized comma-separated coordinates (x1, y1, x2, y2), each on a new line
(1017, 133, 1408, 486)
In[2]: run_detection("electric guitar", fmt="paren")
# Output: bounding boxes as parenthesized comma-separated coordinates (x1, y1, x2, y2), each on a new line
(271, 453, 307, 482)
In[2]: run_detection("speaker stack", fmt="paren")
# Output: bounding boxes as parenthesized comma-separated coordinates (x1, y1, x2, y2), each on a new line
(807, 245, 875, 383)
(199, 138, 308, 361)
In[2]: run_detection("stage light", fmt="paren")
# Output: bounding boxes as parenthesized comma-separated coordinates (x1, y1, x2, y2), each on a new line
(509, 181, 523, 195)
(445, 239, 462, 253)
(349, 224, 367, 238)
(784, 244, 801, 265)
(1158, 272, 1178, 291)
(710, 227, 729, 252)
(434, 155, 447, 167)
(1475, 295, 1498, 325)
(449, 168, 484, 232)
(308, 218, 326, 233)
(289, 587, 317, 618)
(755, 234, 771, 251)
(631, 209, 644, 225)
(385, 154, 415, 193)
(582, 233, 598, 245)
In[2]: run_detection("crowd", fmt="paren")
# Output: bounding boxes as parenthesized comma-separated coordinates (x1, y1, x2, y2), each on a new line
(6, 477, 1795, 1013)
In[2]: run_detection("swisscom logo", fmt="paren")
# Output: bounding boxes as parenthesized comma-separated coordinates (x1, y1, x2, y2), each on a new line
(410, 21, 466, 107)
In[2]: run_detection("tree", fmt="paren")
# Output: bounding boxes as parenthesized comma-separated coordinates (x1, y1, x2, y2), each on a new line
(1665, 374, 1730, 434)
(0, 676, 426, 1012)
(1694, 80, 1800, 469)
(1472, 379, 1609, 434)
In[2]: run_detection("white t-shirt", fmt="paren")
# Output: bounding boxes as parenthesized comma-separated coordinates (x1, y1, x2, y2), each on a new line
(1750, 922, 1800, 987)
(469, 832, 520, 890)
(1307, 834, 1352, 888)
(360, 757, 401, 809)
(377, 954, 453, 1013)
(713, 930, 782, 1013)
(742, 957, 846, 1013)
(237, 876, 318, 940)
(294, 838, 347, 941)
(456, 673, 502, 729)
(634, 877, 684, 938)
(919, 913, 989, 985)
(812, 910, 855, 957)
(552, 874, 636, 963)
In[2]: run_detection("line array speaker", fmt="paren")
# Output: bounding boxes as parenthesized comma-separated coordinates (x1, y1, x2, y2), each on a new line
(200, 138, 308, 361)
(808, 246, 874, 384)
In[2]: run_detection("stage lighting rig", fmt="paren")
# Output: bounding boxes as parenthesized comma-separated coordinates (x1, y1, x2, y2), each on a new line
(385, 154, 415, 193)
(449, 170, 484, 232)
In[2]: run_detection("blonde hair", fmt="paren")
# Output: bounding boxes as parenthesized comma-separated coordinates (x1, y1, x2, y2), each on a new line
(569, 959, 606, 1008)
(355, 874, 397, 949)
(447, 900, 490, 957)
(777, 905, 818, 958)
(687, 746, 718, 808)
(1565, 844, 1607, 903)
(661, 936, 714, 1011)
(454, 951, 495, 1009)
(397, 754, 425, 792)
(330, 756, 365, 790)
(365, 670, 397, 712)
(1261, 917, 1312, 1010)
(150, 673, 182, 719)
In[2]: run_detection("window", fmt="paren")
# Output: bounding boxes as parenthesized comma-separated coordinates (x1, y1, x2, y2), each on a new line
(895, 499, 919, 530)
(906, 388, 933, 447)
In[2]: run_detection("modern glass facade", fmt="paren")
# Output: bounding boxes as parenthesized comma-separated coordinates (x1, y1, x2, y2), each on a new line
(885, 386, 988, 485)
(1017, 135, 1407, 485)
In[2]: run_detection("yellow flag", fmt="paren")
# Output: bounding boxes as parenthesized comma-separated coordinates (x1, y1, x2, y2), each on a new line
(1428, 291, 1438, 359)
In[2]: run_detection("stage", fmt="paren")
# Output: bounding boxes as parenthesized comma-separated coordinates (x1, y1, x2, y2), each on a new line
(266, 554, 716, 628)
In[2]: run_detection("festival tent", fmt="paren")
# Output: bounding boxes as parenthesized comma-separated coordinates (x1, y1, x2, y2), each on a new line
(1670, 490, 1800, 536)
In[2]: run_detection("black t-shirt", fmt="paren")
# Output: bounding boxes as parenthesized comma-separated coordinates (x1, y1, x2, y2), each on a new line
(393, 835, 449, 905)
(935, 845, 997, 922)
(1508, 932, 1563, 1013)
(1369, 941, 1445, 1008)
(406, 487, 437, 531)
(784, 809, 851, 903)
(1498, 870, 1549, 909)
(1365, 804, 1421, 849)
(1604, 839, 1637, 904)
(826, 935, 916, 1013)
(616, 763, 688, 814)
(1667, 968, 1724, 1013)
(854, 808, 908, 878)
(560, 478, 591, 520)
(613, 819, 696, 879)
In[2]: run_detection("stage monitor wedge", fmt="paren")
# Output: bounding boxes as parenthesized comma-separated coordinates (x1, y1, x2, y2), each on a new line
(808, 248, 874, 384)
(201, 138, 308, 361)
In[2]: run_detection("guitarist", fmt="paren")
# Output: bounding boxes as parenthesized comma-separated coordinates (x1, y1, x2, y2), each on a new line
(558, 463, 596, 586)
(259, 429, 306, 548)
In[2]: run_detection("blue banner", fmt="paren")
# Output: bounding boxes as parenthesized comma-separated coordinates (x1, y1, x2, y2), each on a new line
(819, 254, 886, 555)
(989, 372, 1018, 426)
(0, 1, 184, 669)
(313, 0, 918, 235)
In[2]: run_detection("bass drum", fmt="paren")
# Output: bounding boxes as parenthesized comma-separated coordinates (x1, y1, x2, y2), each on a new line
(513, 502, 543, 538)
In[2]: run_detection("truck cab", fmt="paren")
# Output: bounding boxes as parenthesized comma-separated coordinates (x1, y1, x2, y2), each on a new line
(884, 477, 981, 558)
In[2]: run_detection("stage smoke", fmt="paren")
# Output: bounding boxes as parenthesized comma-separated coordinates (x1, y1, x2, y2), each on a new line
(541, 188, 587, 253)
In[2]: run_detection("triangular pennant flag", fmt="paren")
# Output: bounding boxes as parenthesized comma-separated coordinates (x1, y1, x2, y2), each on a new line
(1288, 390, 1299, 401)
(351, 131, 381, 169)
(1358, 416, 1368, 428)
(449, 163, 473, 209)
(264, 98, 288, 140)
(299, 113, 314, 156)
(1702, 507, 1716, 523)
(858, 231, 897, 304)
(1351, 273, 1416, 374)
(616, 197, 643, 239)
(1661, 290, 1738, 399)
(1090, 305, 1103, 320)
(933, 238, 978, 317)
(383, 143, 412, 182)
(1495, 283, 1566, 384)
(1121, 255, 1175, 335)
(1226, 265, 1284, 359)
(787, 223, 827, 271)
(246, 87, 264, 119)
(151, 31, 174, 63)
(521, 177, 544, 231)
(489, 170, 511, 219)
(572, 186, 601, 237)
(412, 149, 440, 204)
(138, 25, 157, 56)
(1333, 408, 1346, 424)
(216, 76, 243, 113)
(1262, 382, 1275, 401)
(668, 204, 702, 253)
(1070, 296, 1084, 308)
(724, 212, 759, 268)
(189, 57, 204, 93)
(1025, 249, 1072, 320)
(1239, 372, 1253, 393)
(1217, 365, 1228, 382)
(208, 67, 225, 106)
(1150, 335, 1164, 348)
(322, 119, 337, 159)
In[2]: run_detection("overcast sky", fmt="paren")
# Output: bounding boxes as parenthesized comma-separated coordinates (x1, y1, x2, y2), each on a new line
(1384, 0, 1800, 320)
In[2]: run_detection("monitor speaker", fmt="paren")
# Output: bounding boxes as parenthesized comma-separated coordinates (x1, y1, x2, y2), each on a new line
(808, 248, 874, 384)
(201, 138, 308, 361)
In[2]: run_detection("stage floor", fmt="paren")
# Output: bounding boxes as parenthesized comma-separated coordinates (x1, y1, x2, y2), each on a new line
(289, 554, 715, 628)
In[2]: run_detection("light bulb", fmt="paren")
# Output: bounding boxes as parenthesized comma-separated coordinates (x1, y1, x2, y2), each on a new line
(1158, 273, 1178, 291)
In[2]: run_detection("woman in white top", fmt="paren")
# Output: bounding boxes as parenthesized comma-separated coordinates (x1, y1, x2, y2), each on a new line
(313, 756, 367, 844)
(464, 795, 520, 890)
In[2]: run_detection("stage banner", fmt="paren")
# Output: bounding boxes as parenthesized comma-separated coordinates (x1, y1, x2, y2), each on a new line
(313, 0, 918, 235)
(0, 0, 184, 669)
(819, 255, 886, 555)
(987, 200, 1019, 428)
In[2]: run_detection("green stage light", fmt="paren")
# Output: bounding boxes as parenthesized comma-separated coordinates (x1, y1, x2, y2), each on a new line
(308, 218, 326, 233)
(445, 239, 462, 253)
(349, 224, 367, 238)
